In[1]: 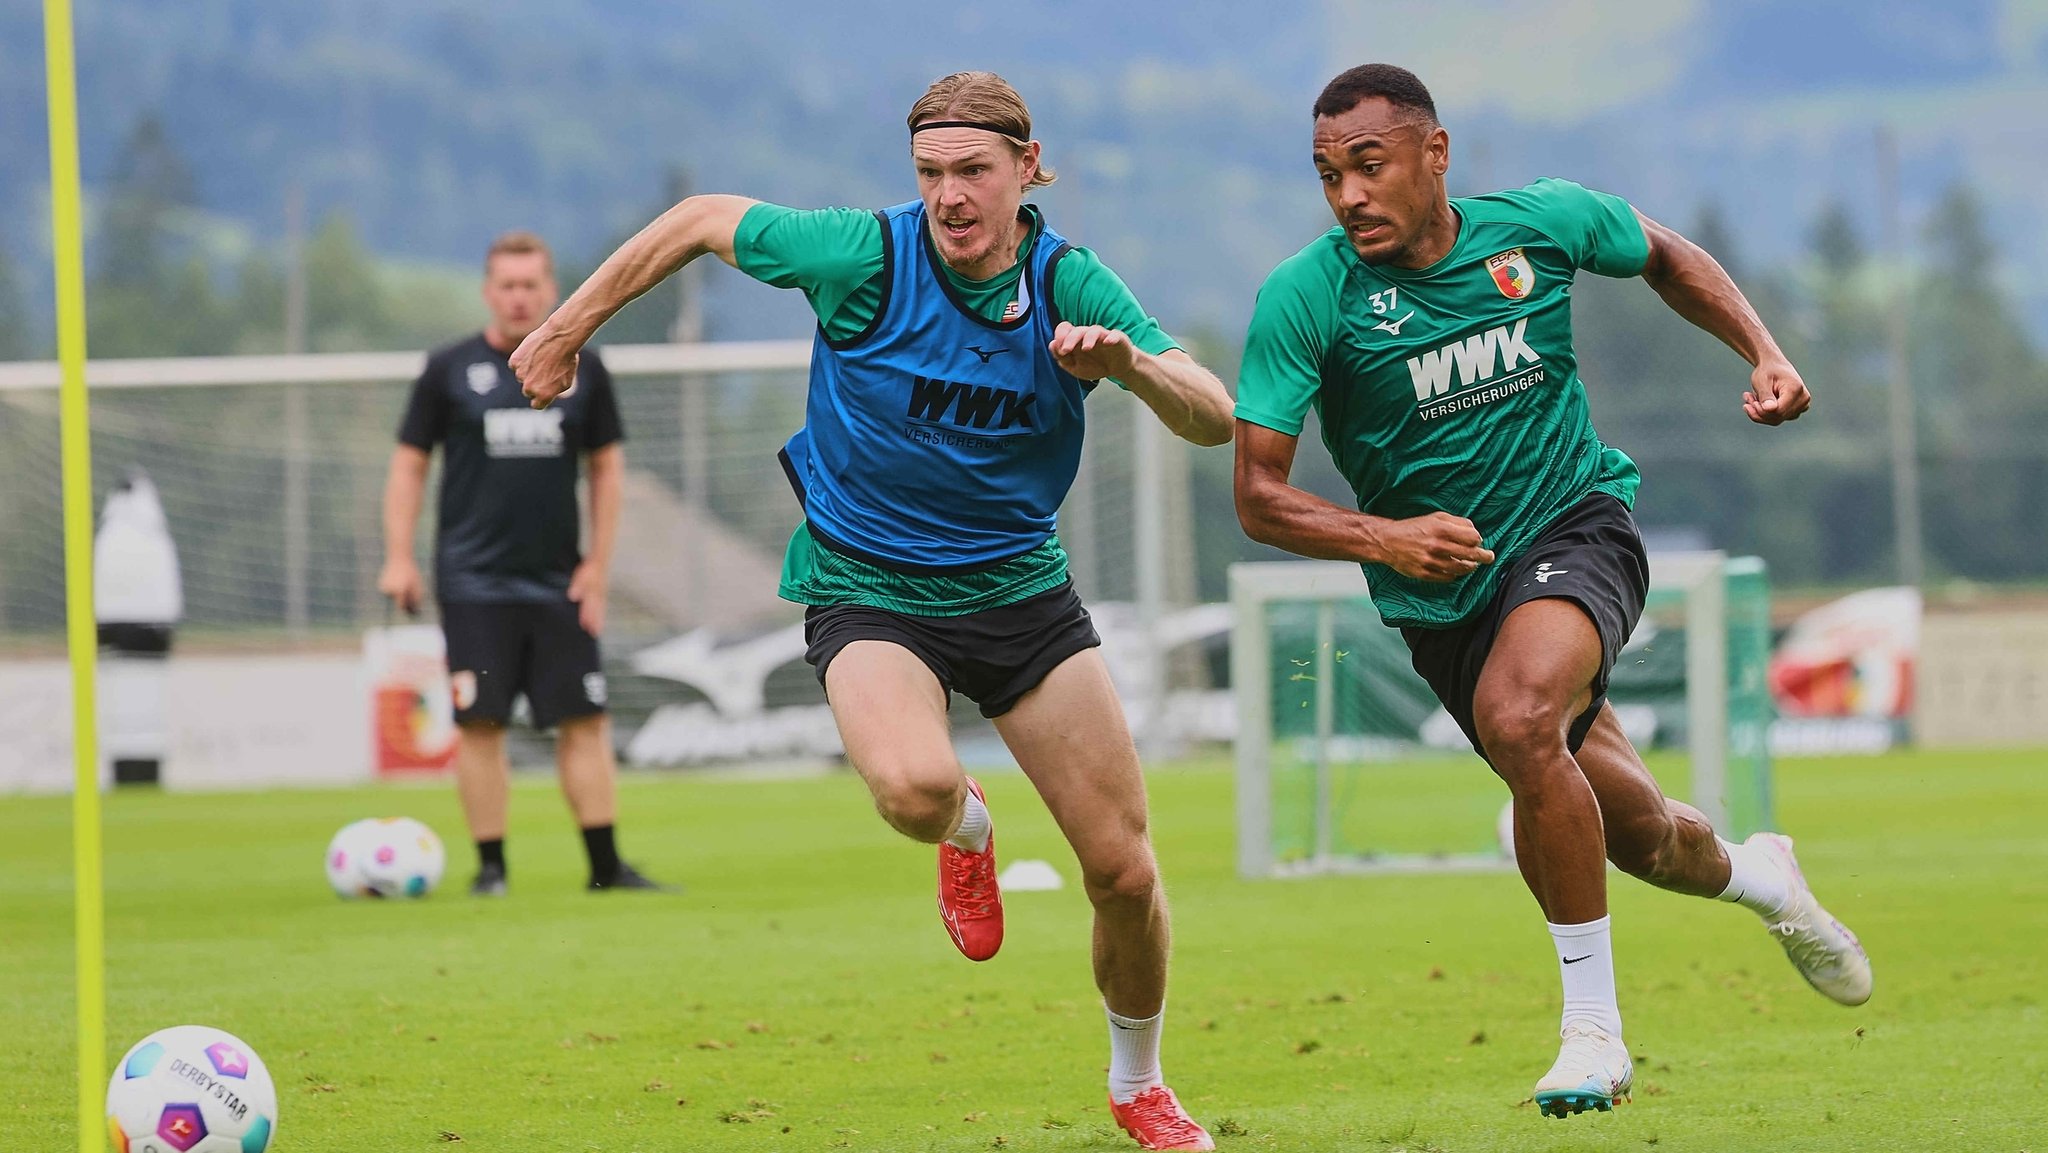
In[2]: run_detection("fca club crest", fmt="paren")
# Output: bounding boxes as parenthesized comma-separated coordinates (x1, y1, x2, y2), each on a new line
(1486, 248, 1534, 300)
(466, 362, 500, 394)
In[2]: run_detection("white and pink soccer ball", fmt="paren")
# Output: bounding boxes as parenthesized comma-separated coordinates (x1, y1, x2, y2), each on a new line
(325, 816, 445, 899)
(106, 1025, 277, 1152)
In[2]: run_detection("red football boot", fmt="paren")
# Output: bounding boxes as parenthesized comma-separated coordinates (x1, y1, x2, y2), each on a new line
(936, 777, 1003, 961)
(1109, 1085, 1215, 1151)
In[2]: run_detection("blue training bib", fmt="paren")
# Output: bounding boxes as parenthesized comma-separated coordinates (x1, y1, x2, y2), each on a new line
(779, 202, 1089, 572)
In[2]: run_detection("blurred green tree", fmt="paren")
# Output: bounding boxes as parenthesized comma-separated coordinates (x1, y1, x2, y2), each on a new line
(0, 242, 29, 360)
(88, 115, 234, 356)
(1912, 183, 2048, 580)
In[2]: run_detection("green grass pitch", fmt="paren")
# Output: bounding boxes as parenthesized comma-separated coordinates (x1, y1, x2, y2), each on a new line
(4, 748, 2044, 1151)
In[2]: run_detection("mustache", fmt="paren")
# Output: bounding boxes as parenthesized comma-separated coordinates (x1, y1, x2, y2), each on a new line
(1345, 215, 1395, 229)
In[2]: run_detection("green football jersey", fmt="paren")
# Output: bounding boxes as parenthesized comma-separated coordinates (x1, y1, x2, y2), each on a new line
(1236, 178, 1648, 628)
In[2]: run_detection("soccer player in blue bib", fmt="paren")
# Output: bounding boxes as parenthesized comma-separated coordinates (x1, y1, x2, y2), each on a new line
(1234, 65, 1871, 1117)
(513, 72, 1232, 1151)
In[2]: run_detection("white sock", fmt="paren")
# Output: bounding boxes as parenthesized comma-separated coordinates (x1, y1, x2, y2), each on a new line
(1549, 917, 1623, 1038)
(1716, 837, 1791, 919)
(1105, 1002, 1165, 1102)
(946, 789, 991, 853)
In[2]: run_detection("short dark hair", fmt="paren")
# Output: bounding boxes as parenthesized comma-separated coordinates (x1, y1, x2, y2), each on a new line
(1313, 64, 1438, 124)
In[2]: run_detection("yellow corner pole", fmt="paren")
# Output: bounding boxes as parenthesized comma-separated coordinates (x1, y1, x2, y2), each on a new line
(42, 0, 106, 1149)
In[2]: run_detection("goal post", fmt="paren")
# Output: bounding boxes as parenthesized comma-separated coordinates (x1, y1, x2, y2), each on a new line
(1232, 552, 1775, 879)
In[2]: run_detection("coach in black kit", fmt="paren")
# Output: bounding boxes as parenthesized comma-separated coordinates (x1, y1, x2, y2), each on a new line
(378, 230, 668, 895)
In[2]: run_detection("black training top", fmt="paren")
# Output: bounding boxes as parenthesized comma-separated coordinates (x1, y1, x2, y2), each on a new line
(397, 333, 624, 604)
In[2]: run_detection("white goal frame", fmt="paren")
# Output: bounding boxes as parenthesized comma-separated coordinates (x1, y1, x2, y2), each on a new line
(1231, 552, 1748, 879)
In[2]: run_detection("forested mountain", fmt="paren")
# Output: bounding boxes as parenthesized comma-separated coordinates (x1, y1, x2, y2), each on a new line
(0, 0, 2043, 589)
(3, 0, 2045, 343)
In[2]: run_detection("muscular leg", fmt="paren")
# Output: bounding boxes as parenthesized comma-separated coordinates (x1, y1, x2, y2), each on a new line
(824, 641, 967, 844)
(554, 714, 619, 828)
(1471, 598, 1607, 924)
(1574, 705, 1731, 897)
(1477, 598, 1637, 1111)
(993, 649, 1166, 1018)
(998, 650, 1207, 1139)
(454, 720, 510, 841)
(1580, 684, 1873, 1007)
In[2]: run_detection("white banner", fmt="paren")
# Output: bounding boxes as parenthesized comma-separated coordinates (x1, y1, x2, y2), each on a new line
(0, 654, 372, 794)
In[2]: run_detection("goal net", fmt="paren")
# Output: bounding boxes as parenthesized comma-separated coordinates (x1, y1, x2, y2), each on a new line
(1230, 553, 1774, 878)
(0, 343, 1194, 788)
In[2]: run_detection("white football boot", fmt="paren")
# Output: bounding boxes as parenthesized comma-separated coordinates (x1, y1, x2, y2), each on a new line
(1532, 1024, 1633, 1118)
(1750, 833, 1873, 1006)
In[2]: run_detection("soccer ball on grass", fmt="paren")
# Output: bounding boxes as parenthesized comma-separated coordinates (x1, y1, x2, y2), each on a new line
(325, 816, 445, 898)
(106, 1024, 276, 1152)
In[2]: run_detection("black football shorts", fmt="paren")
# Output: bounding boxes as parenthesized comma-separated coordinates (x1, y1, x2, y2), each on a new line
(803, 581, 1101, 719)
(1401, 493, 1650, 760)
(440, 599, 606, 729)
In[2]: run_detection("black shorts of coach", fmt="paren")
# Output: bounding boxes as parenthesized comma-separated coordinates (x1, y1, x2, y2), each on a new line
(1400, 493, 1650, 762)
(803, 582, 1101, 719)
(441, 600, 607, 729)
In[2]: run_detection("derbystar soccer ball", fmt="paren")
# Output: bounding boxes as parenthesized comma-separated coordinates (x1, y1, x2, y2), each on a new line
(355, 816, 446, 898)
(106, 1025, 277, 1153)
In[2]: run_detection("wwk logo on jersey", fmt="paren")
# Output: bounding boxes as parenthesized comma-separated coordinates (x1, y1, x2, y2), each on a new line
(1406, 318, 1542, 401)
(483, 407, 566, 458)
(1487, 248, 1534, 299)
(904, 376, 1039, 435)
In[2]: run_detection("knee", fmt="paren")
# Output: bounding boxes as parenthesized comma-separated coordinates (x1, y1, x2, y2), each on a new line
(1082, 845, 1160, 910)
(1606, 805, 1678, 881)
(554, 714, 605, 746)
(457, 720, 506, 749)
(868, 767, 962, 842)
(1471, 693, 1570, 773)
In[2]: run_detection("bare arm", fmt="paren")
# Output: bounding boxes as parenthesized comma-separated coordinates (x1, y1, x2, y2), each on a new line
(513, 194, 759, 408)
(568, 443, 624, 636)
(1047, 326, 1234, 446)
(1635, 209, 1811, 425)
(1233, 421, 1493, 581)
(376, 445, 431, 613)
(1118, 347, 1235, 446)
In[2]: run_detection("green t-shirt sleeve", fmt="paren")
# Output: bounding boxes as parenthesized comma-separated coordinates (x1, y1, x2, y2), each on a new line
(1511, 178, 1649, 278)
(1234, 252, 1335, 436)
(732, 204, 887, 329)
(1048, 248, 1180, 357)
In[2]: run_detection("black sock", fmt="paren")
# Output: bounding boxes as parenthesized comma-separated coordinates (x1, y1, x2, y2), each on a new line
(582, 824, 620, 881)
(477, 838, 505, 873)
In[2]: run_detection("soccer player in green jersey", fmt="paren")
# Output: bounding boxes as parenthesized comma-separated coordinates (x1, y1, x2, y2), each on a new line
(1233, 64, 1872, 1117)
(514, 73, 1230, 1151)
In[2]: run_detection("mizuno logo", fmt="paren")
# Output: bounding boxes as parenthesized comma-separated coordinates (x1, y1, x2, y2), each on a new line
(1404, 317, 1540, 401)
(965, 345, 1012, 364)
(906, 376, 1038, 431)
(1373, 310, 1416, 337)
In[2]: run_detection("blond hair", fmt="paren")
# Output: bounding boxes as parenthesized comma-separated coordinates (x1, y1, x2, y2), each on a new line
(906, 71, 1057, 190)
(484, 230, 553, 276)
